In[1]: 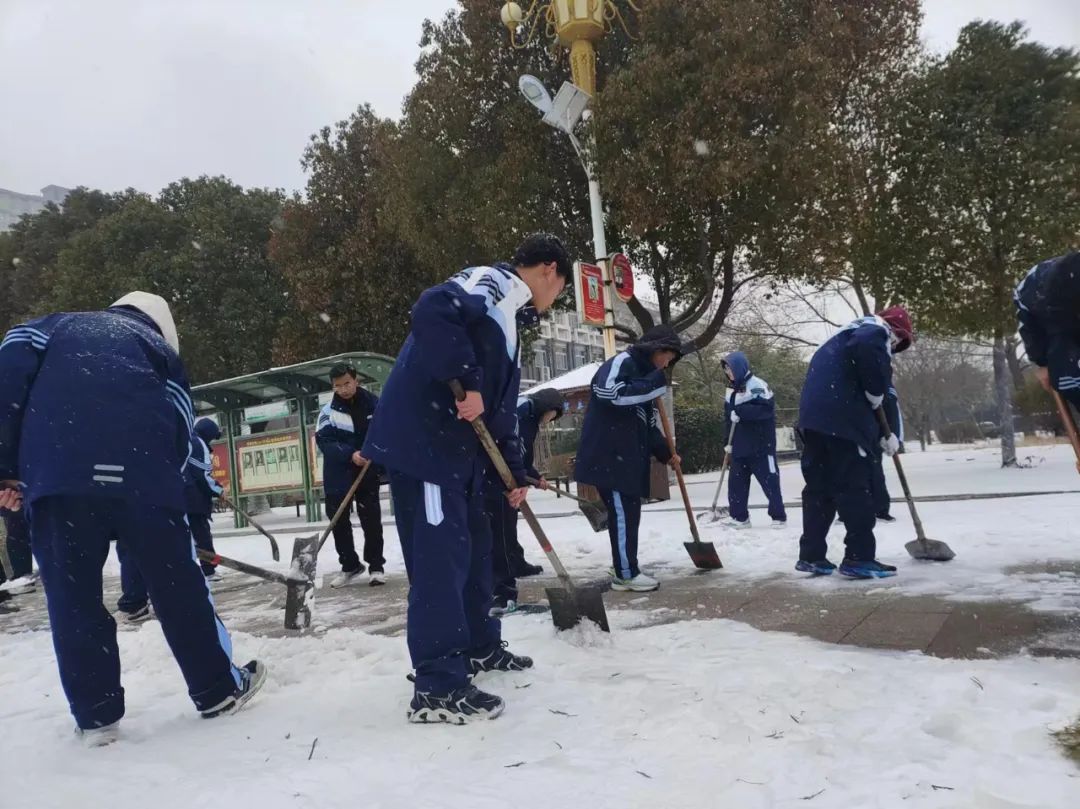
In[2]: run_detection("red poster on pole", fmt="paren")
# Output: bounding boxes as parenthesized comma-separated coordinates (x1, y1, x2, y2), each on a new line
(210, 441, 231, 493)
(574, 261, 606, 328)
(610, 252, 635, 302)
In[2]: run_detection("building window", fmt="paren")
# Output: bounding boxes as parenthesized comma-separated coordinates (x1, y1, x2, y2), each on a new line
(555, 351, 568, 372)
(540, 321, 552, 338)
(541, 367, 551, 381)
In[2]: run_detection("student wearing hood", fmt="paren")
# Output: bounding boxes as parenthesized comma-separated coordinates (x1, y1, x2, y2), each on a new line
(575, 324, 687, 592)
(718, 351, 786, 529)
(0, 292, 266, 745)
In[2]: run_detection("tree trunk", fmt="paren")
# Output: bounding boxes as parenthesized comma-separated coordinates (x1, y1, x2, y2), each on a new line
(992, 331, 1018, 467)
(1005, 336, 1025, 391)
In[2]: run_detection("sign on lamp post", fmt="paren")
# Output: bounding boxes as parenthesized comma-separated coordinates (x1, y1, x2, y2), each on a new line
(574, 261, 606, 328)
(610, 252, 634, 303)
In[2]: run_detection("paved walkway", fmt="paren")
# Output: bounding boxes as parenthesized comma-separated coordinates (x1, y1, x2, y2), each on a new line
(5, 562, 1079, 660)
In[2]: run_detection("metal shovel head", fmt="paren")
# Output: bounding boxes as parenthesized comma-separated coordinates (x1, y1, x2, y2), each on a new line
(905, 537, 956, 562)
(684, 540, 724, 570)
(283, 533, 320, 630)
(697, 505, 730, 523)
(579, 500, 608, 533)
(545, 583, 610, 633)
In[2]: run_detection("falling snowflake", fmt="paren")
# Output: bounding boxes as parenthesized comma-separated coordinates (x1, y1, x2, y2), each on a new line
(191, 241, 202, 251)
(693, 140, 709, 156)
(11, 257, 22, 267)
(318, 313, 331, 323)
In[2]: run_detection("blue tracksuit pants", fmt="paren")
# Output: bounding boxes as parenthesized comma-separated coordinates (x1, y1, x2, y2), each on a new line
(117, 511, 217, 614)
(798, 430, 877, 563)
(30, 496, 242, 729)
(389, 470, 501, 696)
(599, 488, 642, 580)
(727, 453, 787, 523)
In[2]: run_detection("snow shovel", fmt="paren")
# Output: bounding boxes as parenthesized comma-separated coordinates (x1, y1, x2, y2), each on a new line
(525, 476, 608, 532)
(698, 420, 737, 522)
(656, 400, 723, 570)
(283, 461, 372, 630)
(196, 548, 307, 588)
(451, 381, 609, 632)
(876, 408, 955, 562)
(1051, 390, 1080, 474)
(220, 495, 280, 562)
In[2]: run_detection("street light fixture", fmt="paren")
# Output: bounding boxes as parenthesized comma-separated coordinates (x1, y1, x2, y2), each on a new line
(518, 74, 616, 357)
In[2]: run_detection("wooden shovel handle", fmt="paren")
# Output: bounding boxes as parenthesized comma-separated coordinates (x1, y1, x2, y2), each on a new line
(656, 399, 702, 543)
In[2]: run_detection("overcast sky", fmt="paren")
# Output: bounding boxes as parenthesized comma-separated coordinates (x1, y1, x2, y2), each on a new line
(2, 0, 1077, 197)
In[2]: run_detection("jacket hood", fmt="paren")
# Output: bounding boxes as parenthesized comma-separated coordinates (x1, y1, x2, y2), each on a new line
(194, 418, 221, 444)
(630, 324, 694, 366)
(528, 387, 566, 421)
(722, 351, 752, 389)
(110, 291, 180, 355)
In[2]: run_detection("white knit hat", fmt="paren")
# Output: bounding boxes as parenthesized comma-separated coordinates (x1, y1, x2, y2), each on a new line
(110, 291, 180, 355)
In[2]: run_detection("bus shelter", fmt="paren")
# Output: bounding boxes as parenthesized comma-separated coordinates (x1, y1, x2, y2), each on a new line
(191, 353, 395, 527)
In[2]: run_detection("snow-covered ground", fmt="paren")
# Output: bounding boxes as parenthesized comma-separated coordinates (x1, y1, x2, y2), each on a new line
(86, 442, 1080, 614)
(4, 442, 1080, 807)
(3, 609, 1079, 808)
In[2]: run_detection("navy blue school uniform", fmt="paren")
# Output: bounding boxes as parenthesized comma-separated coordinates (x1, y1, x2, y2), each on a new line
(484, 396, 547, 604)
(797, 315, 894, 563)
(363, 264, 533, 696)
(0, 303, 244, 729)
(316, 389, 385, 574)
(1015, 252, 1080, 408)
(722, 351, 786, 524)
(574, 345, 672, 580)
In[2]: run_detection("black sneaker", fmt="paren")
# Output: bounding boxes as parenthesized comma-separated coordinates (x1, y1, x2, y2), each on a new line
(515, 563, 544, 578)
(467, 641, 533, 675)
(839, 559, 898, 579)
(876, 513, 897, 523)
(121, 604, 152, 624)
(408, 685, 504, 724)
(201, 660, 267, 719)
(795, 559, 837, 576)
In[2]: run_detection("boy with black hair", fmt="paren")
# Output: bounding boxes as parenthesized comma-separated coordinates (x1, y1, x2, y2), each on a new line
(575, 324, 687, 593)
(317, 364, 385, 587)
(364, 233, 570, 724)
(485, 387, 566, 615)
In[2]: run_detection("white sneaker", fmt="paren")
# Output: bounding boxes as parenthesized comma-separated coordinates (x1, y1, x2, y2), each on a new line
(719, 517, 752, 529)
(330, 569, 364, 588)
(771, 520, 787, 529)
(369, 570, 386, 587)
(2, 575, 36, 596)
(76, 721, 120, 748)
(611, 572, 660, 592)
(489, 599, 517, 617)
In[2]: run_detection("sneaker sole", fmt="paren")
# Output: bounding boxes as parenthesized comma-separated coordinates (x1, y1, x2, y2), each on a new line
(203, 663, 268, 719)
(839, 569, 897, 579)
(795, 563, 835, 576)
(330, 577, 364, 589)
(610, 582, 660, 592)
(407, 703, 504, 725)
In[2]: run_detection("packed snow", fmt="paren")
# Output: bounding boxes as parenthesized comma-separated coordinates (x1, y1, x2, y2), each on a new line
(3, 442, 1080, 807)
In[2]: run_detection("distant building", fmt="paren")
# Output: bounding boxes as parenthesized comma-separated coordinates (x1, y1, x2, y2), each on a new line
(0, 185, 71, 231)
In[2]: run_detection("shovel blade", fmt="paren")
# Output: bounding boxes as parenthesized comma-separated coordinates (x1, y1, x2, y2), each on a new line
(545, 584, 610, 633)
(684, 540, 724, 570)
(697, 506, 730, 523)
(283, 534, 319, 630)
(580, 501, 608, 533)
(905, 537, 956, 562)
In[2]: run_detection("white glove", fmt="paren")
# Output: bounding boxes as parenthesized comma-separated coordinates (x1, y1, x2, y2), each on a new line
(724, 445, 733, 454)
(730, 412, 741, 424)
(880, 434, 900, 457)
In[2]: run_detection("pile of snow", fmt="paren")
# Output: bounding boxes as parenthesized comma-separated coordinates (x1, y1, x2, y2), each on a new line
(2, 613, 1078, 808)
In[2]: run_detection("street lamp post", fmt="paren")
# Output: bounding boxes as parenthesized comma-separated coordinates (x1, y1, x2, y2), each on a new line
(501, 1, 641, 359)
